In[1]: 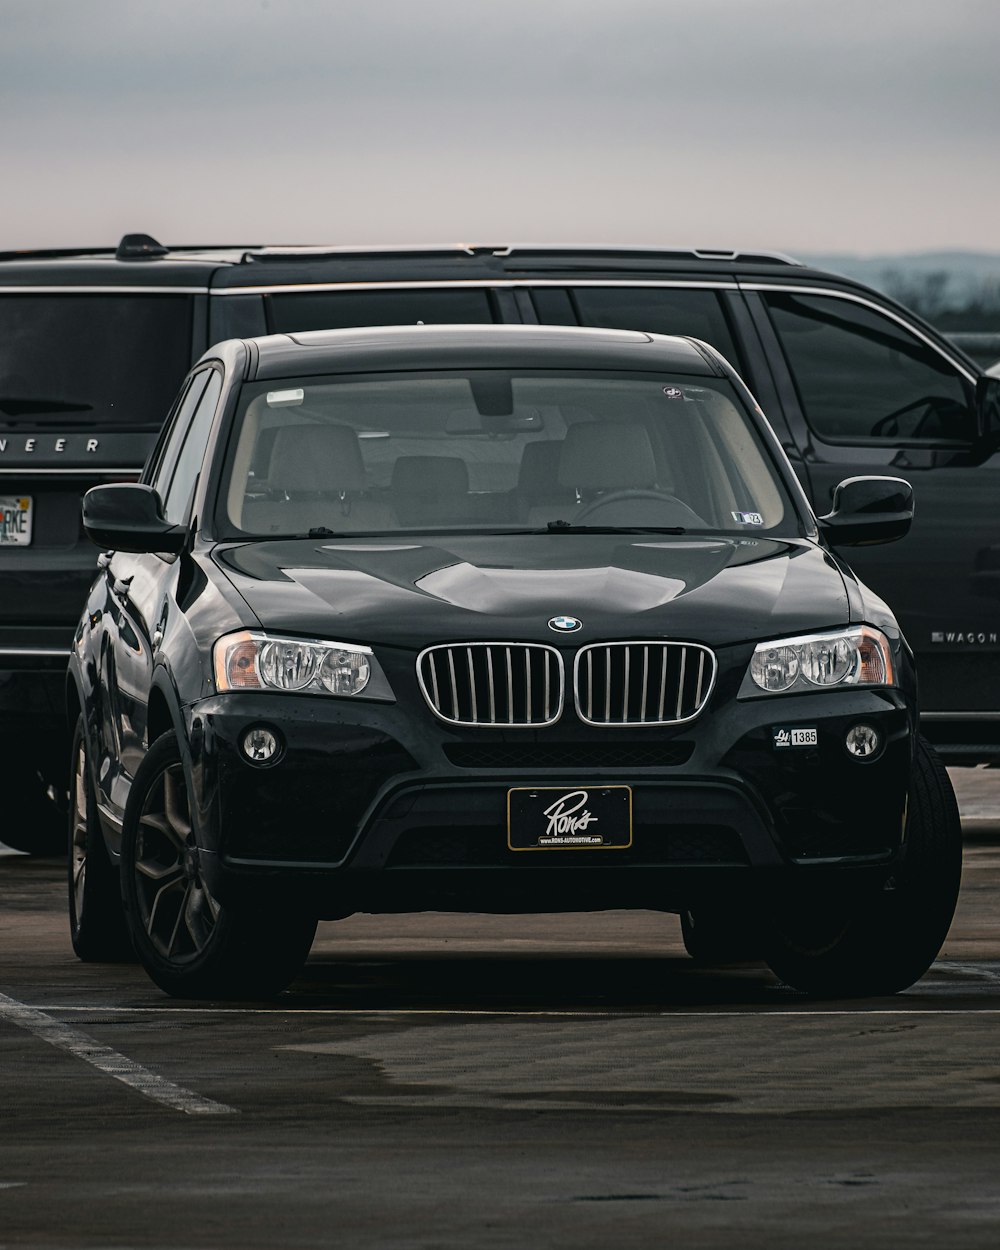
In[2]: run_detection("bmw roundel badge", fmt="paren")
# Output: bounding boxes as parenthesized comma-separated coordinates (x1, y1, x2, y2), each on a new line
(548, 615, 582, 633)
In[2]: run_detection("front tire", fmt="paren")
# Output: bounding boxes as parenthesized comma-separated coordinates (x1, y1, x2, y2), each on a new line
(68, 715, 133, 961)
(763, 736, 962, 997)
(120, 731, 316, 999)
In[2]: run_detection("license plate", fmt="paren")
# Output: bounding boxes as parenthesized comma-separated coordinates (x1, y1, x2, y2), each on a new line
(507, 785, 632, 851)
(0, 496, 32, 546)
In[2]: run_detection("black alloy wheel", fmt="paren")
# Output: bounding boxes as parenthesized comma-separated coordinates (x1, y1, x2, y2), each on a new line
(762, 736, 962, 997)
(120, 731, 317, 999)
(68, 714, 133, 961)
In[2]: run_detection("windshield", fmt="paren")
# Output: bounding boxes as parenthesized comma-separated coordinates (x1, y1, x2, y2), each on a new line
(220, 370, 800, 538)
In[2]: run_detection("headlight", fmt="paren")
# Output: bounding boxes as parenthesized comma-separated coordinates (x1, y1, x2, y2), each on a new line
(742, 626, 894, 696)
(214, 631, 394, 701)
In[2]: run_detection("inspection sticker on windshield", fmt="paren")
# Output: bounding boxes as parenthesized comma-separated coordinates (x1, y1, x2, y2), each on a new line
(732, 511, 764, 526)
(0, 496, 32, 546)
(773, 726, 818, 749)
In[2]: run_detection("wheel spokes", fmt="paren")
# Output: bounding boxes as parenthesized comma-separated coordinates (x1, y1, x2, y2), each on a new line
(182, 879, 220, 953)
(133, 758, 215, 964)
(71, 744, 89, 919)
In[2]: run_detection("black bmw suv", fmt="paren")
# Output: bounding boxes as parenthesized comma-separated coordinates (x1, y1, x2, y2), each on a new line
(3, 238, 998, 853)
(69, 324, 960, 1000)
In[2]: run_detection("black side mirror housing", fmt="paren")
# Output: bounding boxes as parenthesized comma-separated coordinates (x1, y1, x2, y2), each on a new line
(82, 483, 186, 555)
(819, 476, 914, 547)
(975, 369, 1000, 452)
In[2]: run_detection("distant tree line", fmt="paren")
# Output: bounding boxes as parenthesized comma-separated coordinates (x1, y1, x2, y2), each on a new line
(880, 268, 1000, 331)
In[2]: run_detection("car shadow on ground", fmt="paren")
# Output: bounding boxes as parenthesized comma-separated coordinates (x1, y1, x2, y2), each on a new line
(286, 951, 797, 1011)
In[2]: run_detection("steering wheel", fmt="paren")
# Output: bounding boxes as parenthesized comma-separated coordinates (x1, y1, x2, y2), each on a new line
(572, 489, 691, 523)
(870, 395, 968, 439)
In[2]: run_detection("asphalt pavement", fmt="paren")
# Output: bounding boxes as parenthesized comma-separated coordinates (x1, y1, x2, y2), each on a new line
(5, 775, 1000, 1245)
(3, 770, 1000, 1248)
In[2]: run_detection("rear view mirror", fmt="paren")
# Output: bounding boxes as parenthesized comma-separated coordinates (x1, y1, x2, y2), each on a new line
(819, 476, 913, 547)
(82, 483, 186, 554)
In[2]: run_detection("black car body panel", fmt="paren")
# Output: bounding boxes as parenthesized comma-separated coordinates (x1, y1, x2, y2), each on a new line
(214, 536, 852, 652)
(70, 326, 916, 921)
(0, 242, 995, 857)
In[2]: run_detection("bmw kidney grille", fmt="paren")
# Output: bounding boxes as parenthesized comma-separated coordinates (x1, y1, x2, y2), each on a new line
(416, 640, 715, 727)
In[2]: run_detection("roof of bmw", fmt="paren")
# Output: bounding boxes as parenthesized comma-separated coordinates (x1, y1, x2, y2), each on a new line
(243, 323, 722, 380)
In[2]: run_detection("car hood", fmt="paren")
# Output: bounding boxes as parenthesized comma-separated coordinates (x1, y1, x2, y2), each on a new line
(213, 534, 851, 650)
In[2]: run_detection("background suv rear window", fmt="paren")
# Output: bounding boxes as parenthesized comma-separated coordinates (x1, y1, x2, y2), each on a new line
(265, 289, 495, 332)
(0, 294, 193, 428)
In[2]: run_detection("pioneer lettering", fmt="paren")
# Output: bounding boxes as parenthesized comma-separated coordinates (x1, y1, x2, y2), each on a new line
(0, 437, 99, 453)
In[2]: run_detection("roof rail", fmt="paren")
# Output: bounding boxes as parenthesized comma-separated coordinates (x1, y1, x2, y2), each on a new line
(238, 242, 802, 267)
(498, 244, 802, 267)
(0, 245, 118, 262)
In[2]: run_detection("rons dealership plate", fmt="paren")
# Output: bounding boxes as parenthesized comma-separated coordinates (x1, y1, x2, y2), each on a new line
(507, 785, 633, 851)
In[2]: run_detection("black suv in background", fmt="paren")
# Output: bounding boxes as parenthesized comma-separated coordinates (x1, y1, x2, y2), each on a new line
(2, 235, 999, 852)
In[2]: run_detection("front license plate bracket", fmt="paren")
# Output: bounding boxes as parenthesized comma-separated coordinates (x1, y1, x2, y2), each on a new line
(507, 785, 632, 851)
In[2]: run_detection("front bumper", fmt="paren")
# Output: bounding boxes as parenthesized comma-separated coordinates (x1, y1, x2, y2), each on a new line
(184, 682, 913, 914)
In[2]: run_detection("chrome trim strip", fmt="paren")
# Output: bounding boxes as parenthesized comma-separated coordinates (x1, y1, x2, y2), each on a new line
(466, 647, 477, 723)
(0, 647, 69, 658)
(0, 467, 143, 476)
(213, 278, 739, 296)
(446, 649, 459, 721)
(740, 282, 978, 383)
(675, 648, 688, 720)
(0, 285, 206, 295)
(572, 640, 717, 728)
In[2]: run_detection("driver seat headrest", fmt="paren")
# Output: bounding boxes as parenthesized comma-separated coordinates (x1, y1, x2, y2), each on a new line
(268, 423, 366, 494)
(558, 422, 657, 491)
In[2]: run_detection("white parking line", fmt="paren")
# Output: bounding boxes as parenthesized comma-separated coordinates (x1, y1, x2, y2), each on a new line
(0, 992, 238, 1116)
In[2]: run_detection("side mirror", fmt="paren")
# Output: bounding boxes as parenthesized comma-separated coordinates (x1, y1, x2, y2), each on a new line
(975, 369, 1000, 451)
(819, 476, 913, 547)
(82, 484, 186, 555)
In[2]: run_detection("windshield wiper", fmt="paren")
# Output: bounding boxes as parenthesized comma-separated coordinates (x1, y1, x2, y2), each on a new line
(545, 521, 687, 535)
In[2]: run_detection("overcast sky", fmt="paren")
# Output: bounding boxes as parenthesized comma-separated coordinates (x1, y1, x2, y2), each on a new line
(2, 0, 998, 255)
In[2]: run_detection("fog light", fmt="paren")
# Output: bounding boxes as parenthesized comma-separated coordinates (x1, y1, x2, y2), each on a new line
(845, 723, 880, 759)
(241, 726, 281, 765)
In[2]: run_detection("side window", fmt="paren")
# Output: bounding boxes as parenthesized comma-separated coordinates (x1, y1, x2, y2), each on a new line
(763, 292, 975, 444)
(265, 289, 495, 331)
(148, 371, 211, 490)
(535, 288, 743, 370)
(160, 370, 223, 525)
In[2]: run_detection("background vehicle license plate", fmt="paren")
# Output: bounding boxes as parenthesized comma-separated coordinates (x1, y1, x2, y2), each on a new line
(507, 785, 632, 851)
(0, 496, 33, 545)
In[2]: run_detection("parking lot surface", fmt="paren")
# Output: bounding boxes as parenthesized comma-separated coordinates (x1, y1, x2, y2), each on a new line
(3, 770, 1000, 1248)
